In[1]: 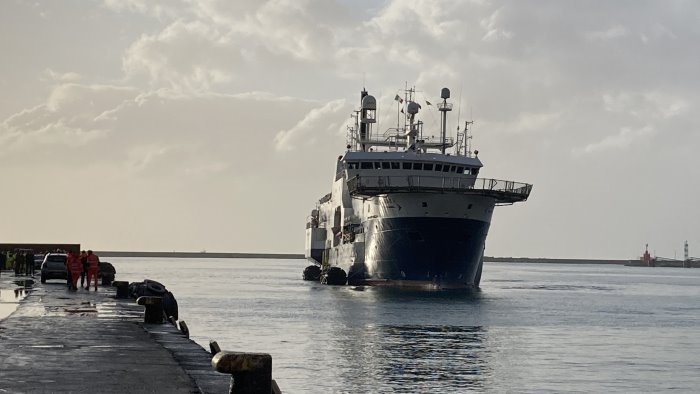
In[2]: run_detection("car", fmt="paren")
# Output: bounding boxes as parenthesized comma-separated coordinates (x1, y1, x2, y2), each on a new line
(40, 253, 68, 283)
(33, 253, 45, 270)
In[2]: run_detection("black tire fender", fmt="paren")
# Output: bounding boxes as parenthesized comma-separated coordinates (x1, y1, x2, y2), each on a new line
(145, 281, 166, 295)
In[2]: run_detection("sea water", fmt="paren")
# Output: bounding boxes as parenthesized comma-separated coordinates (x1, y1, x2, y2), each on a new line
(112, 258, 700, 393)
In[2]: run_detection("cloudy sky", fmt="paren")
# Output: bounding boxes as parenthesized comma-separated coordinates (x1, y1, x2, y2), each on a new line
(1, 0, 698, 259)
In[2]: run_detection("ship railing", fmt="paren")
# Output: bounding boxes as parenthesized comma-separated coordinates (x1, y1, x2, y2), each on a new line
(346, 175, 533, 204)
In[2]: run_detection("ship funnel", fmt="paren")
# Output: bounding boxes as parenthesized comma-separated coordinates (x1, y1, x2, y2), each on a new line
(361, 95, 376, 124)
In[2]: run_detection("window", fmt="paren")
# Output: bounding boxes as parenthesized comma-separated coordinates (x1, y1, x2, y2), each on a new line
(422, 202, 428, 207)
(450, 166, 457, 173)
(424, 163, 433, 171)
(412, 162, 423, 170)
(360, 162, 373, 169)
(391, 162, 400, 169)
(442, 164, 450, 172)
(402, 162, 412, 170)
(456, 166, 464, 174)
(381, 162, 391, 169)
(347, 162, 359, 169)
(374, 162, 381, 169)
(435, 164, 443, 171)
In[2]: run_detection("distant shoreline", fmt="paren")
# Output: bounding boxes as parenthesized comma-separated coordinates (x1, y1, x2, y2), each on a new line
(96, 251, 306, 259)
(96, 251, 633, 265)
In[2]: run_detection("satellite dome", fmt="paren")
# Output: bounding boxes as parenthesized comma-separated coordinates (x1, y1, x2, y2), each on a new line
(406, 101, 421, 114)
(362, 95, 376, 110)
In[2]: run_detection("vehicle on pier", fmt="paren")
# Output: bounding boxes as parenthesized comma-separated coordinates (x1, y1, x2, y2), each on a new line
(304, 86, 532, 288)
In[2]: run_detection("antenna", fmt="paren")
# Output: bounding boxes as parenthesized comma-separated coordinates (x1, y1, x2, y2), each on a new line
(456, 84, 463, 128)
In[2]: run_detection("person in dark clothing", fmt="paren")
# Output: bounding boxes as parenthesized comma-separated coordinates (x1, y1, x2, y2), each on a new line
(0, 251, 5, 277)
(80, 251, 88, 289)
(25, 251, 35, 276)
(14, 251, 22, 276)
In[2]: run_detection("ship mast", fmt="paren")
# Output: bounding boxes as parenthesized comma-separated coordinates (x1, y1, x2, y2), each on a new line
(438, 88, 452, 154)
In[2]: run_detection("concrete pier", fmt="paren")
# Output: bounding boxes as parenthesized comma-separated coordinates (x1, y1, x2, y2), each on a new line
(0, 273, 229, 393)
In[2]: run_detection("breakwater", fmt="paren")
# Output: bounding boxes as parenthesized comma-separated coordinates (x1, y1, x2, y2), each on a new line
(97, 251, 305, 259)
(97, 251, 635, 265)
(0, 273, 279, 393)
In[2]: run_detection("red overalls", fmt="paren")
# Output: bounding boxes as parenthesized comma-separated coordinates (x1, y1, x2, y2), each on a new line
(69, 254, 82, 290)
(86, 253, 100, 290)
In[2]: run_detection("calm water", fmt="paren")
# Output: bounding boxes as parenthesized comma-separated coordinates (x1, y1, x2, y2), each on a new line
(112, 258, 700, 393)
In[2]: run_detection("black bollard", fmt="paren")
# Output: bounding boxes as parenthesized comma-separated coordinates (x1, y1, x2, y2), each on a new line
(113, 281, 129, 299)
(209, 340, 221, 355)
(136, 296, 163, 324)
(212, 351, 273, 394)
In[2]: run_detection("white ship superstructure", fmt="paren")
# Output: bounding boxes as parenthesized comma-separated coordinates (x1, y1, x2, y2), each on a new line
(304, 87, 532, 288)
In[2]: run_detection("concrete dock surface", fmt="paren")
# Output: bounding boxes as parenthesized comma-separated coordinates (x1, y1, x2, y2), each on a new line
(0, 273, 229, 393)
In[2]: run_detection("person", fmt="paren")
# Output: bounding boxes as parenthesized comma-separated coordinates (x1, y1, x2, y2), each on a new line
(86, 250, 100, 291)
(68, 251, 82, 291)
(25, 250, 35, 276)
(14, 251, 22, 276)
(65, 251, 73, 288)
(0, 251, 5, 277)
(79, 251, 88, 289)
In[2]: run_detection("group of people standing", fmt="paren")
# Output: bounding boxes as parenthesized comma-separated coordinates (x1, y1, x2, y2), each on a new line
(0, 250, 36, 277)
(66, 250, 100, 291)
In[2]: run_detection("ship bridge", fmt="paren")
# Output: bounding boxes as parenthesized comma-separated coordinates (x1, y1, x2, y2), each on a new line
(347, 175, 532, 205)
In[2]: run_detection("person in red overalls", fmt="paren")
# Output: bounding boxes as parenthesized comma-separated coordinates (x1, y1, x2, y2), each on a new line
(68, 251, 82, 291)
(86, 250, 100, 291)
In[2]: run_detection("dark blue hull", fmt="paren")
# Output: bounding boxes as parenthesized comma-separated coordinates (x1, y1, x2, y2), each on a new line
(362, 217, 490, 287)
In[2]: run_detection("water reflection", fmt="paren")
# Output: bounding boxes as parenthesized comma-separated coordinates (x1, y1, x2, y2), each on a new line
(13, 279, 34, 299)
(326, 287, 491, 391)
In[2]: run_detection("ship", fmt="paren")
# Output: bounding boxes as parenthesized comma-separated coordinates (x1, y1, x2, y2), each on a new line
(303, 86, 532, 289)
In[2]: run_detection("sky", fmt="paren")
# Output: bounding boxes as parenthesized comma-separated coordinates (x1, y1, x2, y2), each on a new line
(1, 0, 699, 259)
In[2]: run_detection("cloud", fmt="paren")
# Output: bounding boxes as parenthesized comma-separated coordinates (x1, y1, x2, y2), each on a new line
(572, 125, 654, 156)
(480, 7, 513, 42)
(273, 99, 348, 151)
(603, 91, 690, 119)
(584, 25, 629, 41)
(123, 20, 237, 92)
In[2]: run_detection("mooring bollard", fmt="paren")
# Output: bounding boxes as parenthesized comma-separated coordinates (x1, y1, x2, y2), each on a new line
(136, 296, 163, 324)
(112, 281, 129, 299)
(212, 351, 274, 394)
(209, 340, 221, 355)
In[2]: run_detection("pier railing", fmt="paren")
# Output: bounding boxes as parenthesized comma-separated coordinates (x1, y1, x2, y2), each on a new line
(346, 175, 532, 204)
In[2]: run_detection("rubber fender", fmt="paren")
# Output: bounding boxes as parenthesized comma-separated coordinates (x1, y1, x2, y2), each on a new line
(162, 291, 179, 321)
(325, 267, 347, 286)
(302, 265, 321, 281)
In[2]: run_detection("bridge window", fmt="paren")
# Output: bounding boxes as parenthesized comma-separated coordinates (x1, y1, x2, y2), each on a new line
(347, 162, 359, 169)
(391, 162, 400, 169)
(435, 164, 443, 171)
(424, 163, 433, 171)
(450, 165, 457, 173)
(412, 162, 423, 170)
(374, 162, 381, 169)
(381, 162, 391, 169)
(402, 162, 412, 170)
(360, 162, 373, 169)
(456, 166, 464, 174)
(442, 165, 450, 172)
